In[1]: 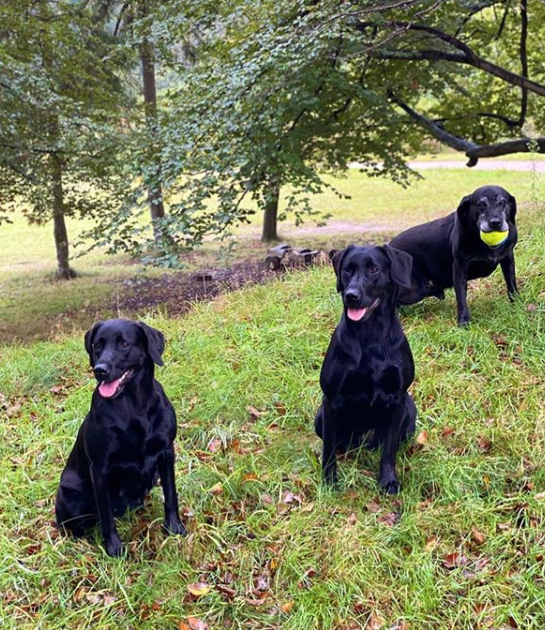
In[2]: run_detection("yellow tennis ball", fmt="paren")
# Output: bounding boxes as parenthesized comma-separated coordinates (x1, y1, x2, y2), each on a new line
(480, 230, 508, 247)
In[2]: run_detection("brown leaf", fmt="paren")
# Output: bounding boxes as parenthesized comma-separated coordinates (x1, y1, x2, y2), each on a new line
(281, 601, 295, 613)
(415, 430, 428, 445)
(471, 526, 486, 546)
(282, 491, 302, 505)
(441, 427, 455, 438)
(187, 583, 211, 598)
(243, 472, 258, 481)
(366, 500, 381, 513)
(378, 512, 398, 527)
(424, 535, 438, 551)
(441, 551, 468, 569)
(207, 438, 222, 453)
(368, 612, 386, 629)
(187, 618, 208, 630)
(526, 303, 537, 312)
(247, 406, 263, 420)
(49, 385, 63, 394)
(477, 436, 492, 453)
(347, 512, 357, 525)
(209, 483, 223, 496)
(274, 402, 287, 416)
(216, 584, 236, 600)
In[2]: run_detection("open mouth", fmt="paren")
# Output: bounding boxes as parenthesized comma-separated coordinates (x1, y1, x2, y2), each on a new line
(346, 298, 381, 322)
(97, 369, 135, 399)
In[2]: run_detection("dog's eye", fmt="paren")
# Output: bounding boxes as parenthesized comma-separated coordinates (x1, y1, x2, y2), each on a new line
(120, 341, 130, 349)
(498, 198, 506, 206)
(369, 265, 379, 274)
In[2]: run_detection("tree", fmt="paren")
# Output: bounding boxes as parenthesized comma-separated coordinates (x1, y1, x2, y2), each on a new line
(0, 0, 132, 279)
(156, 0, 545, 244)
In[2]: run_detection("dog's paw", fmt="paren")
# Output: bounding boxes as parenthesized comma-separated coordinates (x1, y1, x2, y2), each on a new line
(457, 316, 471, 327)
(379, 477, 401, 495)
(105, 534, 124, 558)
(164, 517, 186, 536)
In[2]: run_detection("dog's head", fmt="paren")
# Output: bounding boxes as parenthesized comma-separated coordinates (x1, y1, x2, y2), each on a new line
(456, 185, 517, 238)
(84, 319, 165, 399)
(332, 245, 413, 322)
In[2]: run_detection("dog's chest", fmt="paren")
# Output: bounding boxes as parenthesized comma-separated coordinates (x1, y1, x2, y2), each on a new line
(111, 414, 170, 462)
(340, 356, 403, 406)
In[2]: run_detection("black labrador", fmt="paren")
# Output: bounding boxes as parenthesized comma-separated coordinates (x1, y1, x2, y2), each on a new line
(55, 319, 185, 557)
(390, 185, 518, 325)
(315, 245, 417, 494)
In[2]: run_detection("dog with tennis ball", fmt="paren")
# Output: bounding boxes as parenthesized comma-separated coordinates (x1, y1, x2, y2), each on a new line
(390, 185, 518, 326)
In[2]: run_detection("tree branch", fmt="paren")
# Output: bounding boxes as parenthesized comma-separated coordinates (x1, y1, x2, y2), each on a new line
(356, 19, 545, 97)
(388, 92, 545, 165)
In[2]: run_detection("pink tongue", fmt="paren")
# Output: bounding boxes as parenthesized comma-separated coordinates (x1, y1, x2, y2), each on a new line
(347, 307, 367, 321)
(98, 378, 121, 398)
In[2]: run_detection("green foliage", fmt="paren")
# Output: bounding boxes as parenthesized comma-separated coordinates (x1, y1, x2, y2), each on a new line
(0, 0, 132, 226)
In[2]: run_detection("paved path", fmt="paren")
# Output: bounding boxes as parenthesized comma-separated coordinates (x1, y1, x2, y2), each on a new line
(350, 159, 545, 172)
(408, 159, 545, 172)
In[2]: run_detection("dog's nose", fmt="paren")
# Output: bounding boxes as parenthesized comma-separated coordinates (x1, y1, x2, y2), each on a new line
(489, 217, 503, 230)
(93, 363, 110, 379)
(345, 289, 361, 304)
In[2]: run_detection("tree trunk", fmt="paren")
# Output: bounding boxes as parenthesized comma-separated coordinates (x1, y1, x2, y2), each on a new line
(50, 153, 77, 279)
(139, 2, 166, 245)
(261, 179, 280, 242)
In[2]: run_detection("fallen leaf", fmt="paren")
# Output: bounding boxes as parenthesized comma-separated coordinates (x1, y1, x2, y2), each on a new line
(441, 551, 468, 569)
(243, 473, 258, 481)
(187, 618, 208, 630)
(441, 427, 455, 438)
(477, 436, 492, 453)
(247, 406, 263, 420)
(282, 491, 302, 505)
(187, 583, 211, 598)
(216, 584, 236, 600)
(526, 303, 537, 312)
(366, 500, 381, 513)
(471, 526, 486, 545)
(378, 512, 398, 527)
(424, 535, 438, 551)
(207, 438, 222, 453)
(368, 612, 386, 629)
(209, 483, 223, 496)
(415, 430, 428, 445)
(347, 512, 357, 525)
(281, 601, 295, 613)
(274, 402, 287, 416)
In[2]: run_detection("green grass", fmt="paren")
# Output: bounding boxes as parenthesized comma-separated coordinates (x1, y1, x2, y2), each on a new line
(1, 204, 545, 628)
(2, 165, 545, 344)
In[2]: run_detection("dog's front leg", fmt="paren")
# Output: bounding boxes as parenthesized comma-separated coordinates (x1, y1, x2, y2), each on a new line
(500, 254, 518, 301)
(453, 260, 470, 325)
(90, 464, 123, 557)
(378, 403, 405, 494)
(321, 398, 339, 486)
(158, 445, 186, 536)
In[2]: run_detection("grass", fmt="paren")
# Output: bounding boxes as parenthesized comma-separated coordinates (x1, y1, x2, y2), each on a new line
(1, 200, 545, 628)
(2, 165, 545, 344)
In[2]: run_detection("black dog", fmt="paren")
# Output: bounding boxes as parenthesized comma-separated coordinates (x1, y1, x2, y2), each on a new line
(55, 319, 185, 557)
(315, 245, 417, 494)
(390, 185, 518, 325)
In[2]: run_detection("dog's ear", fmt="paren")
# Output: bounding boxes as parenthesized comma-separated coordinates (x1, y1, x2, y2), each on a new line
(383, 245, 413, 290)
(332, 245, 355, 293)
(84, 321, 104, 367)
(456, 194, 472, 225)
(508, 193, 517, 222)
(137, 322, 165, 366)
